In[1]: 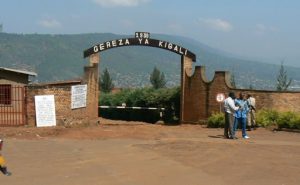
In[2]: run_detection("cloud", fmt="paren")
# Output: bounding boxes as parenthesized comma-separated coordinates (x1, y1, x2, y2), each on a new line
(198, 18, 233, 32)
(38, 19, 62, 28)
(120, 19, 135, 27)
(166, 23, 184, 34)
(92, 0, 150, 7)
(255, 24, 277, 35)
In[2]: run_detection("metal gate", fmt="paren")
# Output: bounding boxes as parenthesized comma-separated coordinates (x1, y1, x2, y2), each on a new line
(0, 85, 26, 126)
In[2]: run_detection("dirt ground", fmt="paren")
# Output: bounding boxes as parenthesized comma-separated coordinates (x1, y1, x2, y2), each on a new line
(0, 118, 300, 185)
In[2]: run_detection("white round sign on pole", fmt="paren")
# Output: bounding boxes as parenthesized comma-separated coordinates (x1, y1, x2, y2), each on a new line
(216, 93, 225, 102)
(216, 93, 225, 113)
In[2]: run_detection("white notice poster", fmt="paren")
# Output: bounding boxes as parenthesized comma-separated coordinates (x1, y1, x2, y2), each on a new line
(35, 95, 56, 127)
(71, 84, 87, 109)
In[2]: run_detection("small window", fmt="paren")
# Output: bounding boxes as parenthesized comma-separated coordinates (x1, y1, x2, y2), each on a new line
(0, 84, 12, 105)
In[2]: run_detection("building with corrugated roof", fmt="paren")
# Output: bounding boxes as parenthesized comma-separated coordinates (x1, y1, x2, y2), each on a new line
(0, 67, 37, 85)
(0, 67, 37, 126)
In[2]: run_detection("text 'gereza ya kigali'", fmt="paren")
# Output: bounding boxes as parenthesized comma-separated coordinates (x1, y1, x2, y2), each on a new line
(93, 38, 188, 56)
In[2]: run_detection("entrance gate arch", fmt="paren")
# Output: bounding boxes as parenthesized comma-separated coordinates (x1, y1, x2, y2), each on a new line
(83, 32, 196, 123)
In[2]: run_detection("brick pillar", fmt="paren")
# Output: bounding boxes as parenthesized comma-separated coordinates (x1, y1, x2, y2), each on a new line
(89, 53, 100, 66)
(83, 54, 99, 121)
(180, 55, 193, 123)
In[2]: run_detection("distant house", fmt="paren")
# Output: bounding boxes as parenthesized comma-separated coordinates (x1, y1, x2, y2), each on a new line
(0, 67, 37, 126)
(0, 67, 37, 85)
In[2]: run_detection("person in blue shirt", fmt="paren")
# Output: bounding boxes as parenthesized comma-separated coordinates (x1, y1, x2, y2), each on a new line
(233, 92, 250, 139)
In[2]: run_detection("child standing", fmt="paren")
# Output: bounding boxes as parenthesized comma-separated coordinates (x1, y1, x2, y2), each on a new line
(0, 139, 12, 176)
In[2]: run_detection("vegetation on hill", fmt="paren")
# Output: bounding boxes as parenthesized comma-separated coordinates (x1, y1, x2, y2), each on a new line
(0, 32, 300, 90)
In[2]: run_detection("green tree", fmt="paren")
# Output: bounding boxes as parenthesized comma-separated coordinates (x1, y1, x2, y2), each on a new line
(150, 66, 166, 89)
(276, 61, 292, 91)
(100, 68, 114, 93)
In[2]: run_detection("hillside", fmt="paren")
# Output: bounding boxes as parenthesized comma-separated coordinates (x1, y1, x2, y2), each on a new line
(0, 32, 299, 90)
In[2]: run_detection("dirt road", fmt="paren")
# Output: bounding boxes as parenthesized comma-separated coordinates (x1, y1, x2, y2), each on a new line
(0, 119, 299, 185)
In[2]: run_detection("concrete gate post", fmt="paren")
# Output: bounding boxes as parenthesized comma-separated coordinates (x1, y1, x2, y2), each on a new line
(180, 55, 193, 123)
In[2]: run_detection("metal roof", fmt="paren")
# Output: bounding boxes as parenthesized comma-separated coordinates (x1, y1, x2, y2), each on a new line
(31, 79, 82, 86)
(0, 67, 37, 76)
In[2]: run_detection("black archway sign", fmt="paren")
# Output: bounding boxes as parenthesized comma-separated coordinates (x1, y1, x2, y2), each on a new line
(84, 32, 196, 62)
(83, 32, 197, 124)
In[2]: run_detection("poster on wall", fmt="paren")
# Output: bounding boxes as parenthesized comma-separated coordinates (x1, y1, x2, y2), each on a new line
(35, 95, 56, 127)
(71, 84, 87, 109)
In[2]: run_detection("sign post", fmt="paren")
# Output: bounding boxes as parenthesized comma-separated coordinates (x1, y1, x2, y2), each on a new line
(216, 93, 225, 113)
(35, 95, 56, 127)
(71, 84, 87, 109)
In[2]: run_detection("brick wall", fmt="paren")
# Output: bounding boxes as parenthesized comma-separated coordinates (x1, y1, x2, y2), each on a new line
(183, 65, 300, 123)
(240, 90, 300, 112)
(24, 61, 300, 126)
(25, 63, 99, 127)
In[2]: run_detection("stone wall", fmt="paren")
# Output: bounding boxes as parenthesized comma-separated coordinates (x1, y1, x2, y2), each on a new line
(26, 63, 99, 127)
(182, 65, 300, 123)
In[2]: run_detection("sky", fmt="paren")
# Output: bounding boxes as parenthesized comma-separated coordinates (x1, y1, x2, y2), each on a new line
(1, 0, 300, 67)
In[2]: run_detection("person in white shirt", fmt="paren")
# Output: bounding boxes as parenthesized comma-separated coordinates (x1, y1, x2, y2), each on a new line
(247, 94, 256, 130)
(224, 92, 240, 139)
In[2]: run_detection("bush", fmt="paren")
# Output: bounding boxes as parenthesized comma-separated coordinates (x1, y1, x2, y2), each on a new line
(99, 87, 180, 123)
(207, 112, 225, 128)
(277, 111, 300, 129)
(291, 115, 300, 129)
(99, 90, 132, 106)
(256, 109, 300, 130)
(256, 109, 279, 127)
(277, 111, 295, 129)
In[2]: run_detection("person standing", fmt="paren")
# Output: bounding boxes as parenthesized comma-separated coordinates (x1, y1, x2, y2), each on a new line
(247, 94, 256, 130)
(224, 92, 239, 139)
(233, 93, 250, 139)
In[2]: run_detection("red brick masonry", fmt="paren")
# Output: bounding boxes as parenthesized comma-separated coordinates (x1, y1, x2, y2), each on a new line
(26, 64, 99, 126)
(182, 66, 300, 123)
